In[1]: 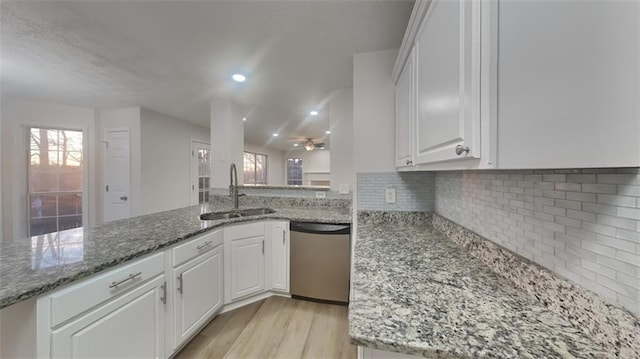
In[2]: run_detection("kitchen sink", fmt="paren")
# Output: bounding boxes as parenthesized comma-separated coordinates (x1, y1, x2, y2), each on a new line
(200, 212, 242, 220)
(200, 208, 276, 221)
(237, 207, 276, 216)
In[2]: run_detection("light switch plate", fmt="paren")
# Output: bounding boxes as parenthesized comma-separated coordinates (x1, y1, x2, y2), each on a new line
(385, 188, 396, 203)
(315, 191, 327, 198)
(339, 184, 350, 194)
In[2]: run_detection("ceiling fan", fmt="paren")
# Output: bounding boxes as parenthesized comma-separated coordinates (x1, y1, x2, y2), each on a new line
(289, 138, 326, 151)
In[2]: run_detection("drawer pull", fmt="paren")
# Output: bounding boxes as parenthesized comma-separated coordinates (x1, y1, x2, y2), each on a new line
(196, 241, 213, 251)
(109, 272, 142, 289)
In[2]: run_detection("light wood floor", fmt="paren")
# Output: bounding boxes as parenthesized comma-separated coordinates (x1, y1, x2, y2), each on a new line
(175, 296, 357, 359)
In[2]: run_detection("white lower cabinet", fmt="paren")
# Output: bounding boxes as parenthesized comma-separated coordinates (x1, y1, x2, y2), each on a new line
(36, 220, 292, 358)
(39, 253, 167, 359)
(171, 243, 223, 350)
(269, 221, 290, 292)
(50, 275, 166, 358)
(224, 222, 266, 302)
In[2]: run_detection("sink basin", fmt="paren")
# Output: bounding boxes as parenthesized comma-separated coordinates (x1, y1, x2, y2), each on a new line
(200, 211, 242, 220)
(200, 208, 276, 221)
(237, 208, 276, 216)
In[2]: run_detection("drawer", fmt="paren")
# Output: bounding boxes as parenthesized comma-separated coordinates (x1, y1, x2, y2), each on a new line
(172, 229, 223, 267)
(48, 252, 164, 328)
(227, 221, 265, 239)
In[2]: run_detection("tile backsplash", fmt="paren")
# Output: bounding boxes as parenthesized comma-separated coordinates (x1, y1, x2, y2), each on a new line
(435, 168, 640, 315)
(357, 172, 435, 211)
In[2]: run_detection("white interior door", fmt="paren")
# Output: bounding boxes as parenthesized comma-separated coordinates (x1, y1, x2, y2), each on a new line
(191, 141, 211, 205)
(104, 129, 131, 222)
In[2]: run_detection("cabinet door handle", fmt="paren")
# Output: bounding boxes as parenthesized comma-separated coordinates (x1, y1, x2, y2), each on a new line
(109, 272, 142, 289)
(405, 159, 413, 165)
(282, 230, 286, 245)
(177, 273, 183, 294)
(160, 281, 167, 304)
(455, 145, 470, 155)
(196, 240, 212, 251)
(261, 240, 264, 254)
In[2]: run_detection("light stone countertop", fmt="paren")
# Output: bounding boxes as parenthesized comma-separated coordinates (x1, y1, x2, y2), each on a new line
(0, 201, 351, 309)
(349, 222, 606, 359)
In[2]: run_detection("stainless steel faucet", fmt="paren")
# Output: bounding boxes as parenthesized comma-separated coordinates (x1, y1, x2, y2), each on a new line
(229, 163, 244, 209)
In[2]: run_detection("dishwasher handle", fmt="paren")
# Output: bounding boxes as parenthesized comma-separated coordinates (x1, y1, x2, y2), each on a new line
(290, 222, 351, 235)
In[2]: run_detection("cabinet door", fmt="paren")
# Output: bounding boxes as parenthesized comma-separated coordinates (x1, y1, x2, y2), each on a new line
(173, 244, 223, 349)
(270, 222, 289, 292)
(51, 275, 166, 359)
(395, 46, 415, 168)
(415, 0, 481, 164)
(229, 236, 265, 301)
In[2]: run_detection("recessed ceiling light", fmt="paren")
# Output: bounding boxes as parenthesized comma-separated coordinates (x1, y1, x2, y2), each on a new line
(325, 130, 331, 134)
(232, 74, 246, 82)
(309, 110, 319, 116)
(272, 133, 279, 137)
(243, 117, 247, 121)
(293, 143, 299, 147)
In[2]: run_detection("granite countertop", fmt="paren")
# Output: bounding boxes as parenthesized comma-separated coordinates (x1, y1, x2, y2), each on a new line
(0, 202, 351, 309)
(349, 223, 606, 359)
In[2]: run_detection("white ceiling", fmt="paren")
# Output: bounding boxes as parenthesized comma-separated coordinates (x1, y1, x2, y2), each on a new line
(1, 1, 413, 151)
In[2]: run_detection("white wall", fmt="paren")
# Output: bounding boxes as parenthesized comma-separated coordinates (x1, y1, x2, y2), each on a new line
(244, 142, 285, 186)
(329, 88, 354, 192)
(1, 97, 96, 240)
(96, 107, 142, 220)
(139, 108, 209, 215)
(353, 49, 398, 173)
(210, 100, 244, 187)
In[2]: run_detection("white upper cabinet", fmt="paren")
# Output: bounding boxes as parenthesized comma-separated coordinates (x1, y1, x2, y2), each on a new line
(415, 0, 480, 165)
(394, 0, 639, 170)
(496, 0, 640, 169)
(395, 46, 415, 168)
(394, 0, 493, 170)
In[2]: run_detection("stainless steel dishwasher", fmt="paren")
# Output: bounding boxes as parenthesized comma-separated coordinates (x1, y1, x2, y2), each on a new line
(290, 222, 351, 305)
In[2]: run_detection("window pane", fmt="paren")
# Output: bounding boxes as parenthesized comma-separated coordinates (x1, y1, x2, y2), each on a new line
(198, 149, 211, 176)
(244, 152, 255, 184)
(29, 195, 58, 235)
(287, 158, 303, 185)
(256, 154, 267, 184)
(58, 194, 82, 231)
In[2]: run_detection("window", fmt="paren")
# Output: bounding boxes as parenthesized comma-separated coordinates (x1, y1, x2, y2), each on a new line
(243, 151, 268, 184)
(196, 148, 211, 204)
(287, 158, 303, 185)
(28, 128, 83, 236)
(191, 141, 211, 205)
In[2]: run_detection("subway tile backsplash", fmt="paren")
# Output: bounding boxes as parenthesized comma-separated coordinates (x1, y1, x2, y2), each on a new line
(357, 172, 435, 211)
(435, 168, 640, 315)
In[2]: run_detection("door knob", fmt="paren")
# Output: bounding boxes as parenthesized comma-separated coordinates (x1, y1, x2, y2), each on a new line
(120, 196, 128, 201)
(455, 145, 470, 155)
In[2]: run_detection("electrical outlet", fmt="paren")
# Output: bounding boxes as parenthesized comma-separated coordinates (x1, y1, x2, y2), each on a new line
(385, 188, 396, 203)
(339, 184, 350, 194)
(315, 191, 326, 198)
